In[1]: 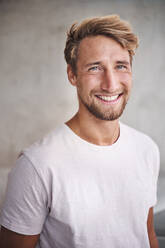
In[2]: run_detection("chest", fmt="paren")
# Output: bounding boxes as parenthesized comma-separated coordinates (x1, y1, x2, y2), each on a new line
(49, 152, 152, 230)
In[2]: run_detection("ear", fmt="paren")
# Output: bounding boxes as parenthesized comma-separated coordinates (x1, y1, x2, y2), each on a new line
(67, 64, 77, 86)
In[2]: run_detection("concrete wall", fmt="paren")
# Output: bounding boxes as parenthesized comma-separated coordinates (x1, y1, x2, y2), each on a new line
(0, 0, 165, 207)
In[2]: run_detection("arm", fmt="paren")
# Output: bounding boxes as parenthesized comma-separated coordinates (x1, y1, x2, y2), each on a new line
(0, 226, 40, 248)
(0, 155, 48, 246)
(147, 207, 159, 248)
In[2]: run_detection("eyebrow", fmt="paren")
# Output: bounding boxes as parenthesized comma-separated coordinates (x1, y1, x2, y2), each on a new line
(84, 61, 101, 68)
(85, 60, 130, 68)
(116, 60, 130, 65)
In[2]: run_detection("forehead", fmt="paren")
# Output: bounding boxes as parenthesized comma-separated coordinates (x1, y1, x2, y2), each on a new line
(77, 35, 130, 64)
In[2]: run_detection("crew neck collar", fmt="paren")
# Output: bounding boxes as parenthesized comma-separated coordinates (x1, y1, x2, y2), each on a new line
(63, 122, 123, 151)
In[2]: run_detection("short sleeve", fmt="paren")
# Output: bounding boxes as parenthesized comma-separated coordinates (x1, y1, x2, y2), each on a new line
(150, 143, 160, 207)
(0, 154, 48, 235)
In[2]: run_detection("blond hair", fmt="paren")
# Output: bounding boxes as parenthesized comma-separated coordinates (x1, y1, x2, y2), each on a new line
(64, 15, 139, 74)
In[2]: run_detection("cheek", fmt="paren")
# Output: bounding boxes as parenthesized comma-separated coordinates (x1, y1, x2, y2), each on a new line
(119, 73, 132, 88)
(79, 74, 101, 90)
(119, 72, 131, 80)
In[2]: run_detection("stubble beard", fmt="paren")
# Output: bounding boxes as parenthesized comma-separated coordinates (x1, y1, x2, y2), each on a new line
(79, 90, 129, 121)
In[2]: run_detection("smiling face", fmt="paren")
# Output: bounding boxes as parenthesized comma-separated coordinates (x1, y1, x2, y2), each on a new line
(67, 35, 132, 121)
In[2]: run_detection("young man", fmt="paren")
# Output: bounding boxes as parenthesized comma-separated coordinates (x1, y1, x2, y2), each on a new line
(0, 15, 160, 248)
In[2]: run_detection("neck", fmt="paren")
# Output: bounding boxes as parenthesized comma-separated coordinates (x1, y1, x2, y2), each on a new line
(66, 111, 120, 146)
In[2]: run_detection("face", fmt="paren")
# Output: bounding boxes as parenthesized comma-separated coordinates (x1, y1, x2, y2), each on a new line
(68, 35, 132, 121)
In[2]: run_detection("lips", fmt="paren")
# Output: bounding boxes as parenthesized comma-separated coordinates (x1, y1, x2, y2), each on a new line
(95, 93, 122, 103)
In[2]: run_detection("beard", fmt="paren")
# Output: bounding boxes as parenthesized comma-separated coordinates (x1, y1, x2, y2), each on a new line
(78, 90, 129, 121)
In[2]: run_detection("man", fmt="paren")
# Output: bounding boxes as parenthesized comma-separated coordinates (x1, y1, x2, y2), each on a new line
(0, 15, 160, 247)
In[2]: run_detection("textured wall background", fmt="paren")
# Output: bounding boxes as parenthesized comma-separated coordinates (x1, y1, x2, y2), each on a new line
(0, 0, 165, 207)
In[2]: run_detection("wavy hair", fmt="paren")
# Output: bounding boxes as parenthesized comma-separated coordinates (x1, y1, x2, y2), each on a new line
(64, 15, 139, 74)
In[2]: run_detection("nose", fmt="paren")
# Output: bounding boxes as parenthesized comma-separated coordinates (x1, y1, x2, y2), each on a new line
(101, 68, 118, 92)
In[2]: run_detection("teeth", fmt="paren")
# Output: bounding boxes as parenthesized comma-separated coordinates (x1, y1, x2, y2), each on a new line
(98, 95, 119, 101)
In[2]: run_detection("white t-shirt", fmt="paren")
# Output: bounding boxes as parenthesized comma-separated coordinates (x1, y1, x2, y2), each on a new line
(0, 122, 160, 248)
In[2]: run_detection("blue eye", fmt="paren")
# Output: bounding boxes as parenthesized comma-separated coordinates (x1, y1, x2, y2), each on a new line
(118, 65, 124, 69)
(89, 66, 99, 71)
(116, 65, 127, 70)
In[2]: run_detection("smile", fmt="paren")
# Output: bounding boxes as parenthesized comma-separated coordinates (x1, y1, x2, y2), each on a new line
(96, 94, 122, 103)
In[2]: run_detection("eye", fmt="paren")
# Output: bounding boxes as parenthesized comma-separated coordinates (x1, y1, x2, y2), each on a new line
(116, 64, 130, 72)
(88, 66, 101, 72)
(116, 64, 127, 70)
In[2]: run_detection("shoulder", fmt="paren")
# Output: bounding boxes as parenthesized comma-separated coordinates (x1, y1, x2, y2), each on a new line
(23, 124, 67, 163)
(120, 122, 160, 177)
(25, 123, 67, 150)
(120, 122, 159, 153)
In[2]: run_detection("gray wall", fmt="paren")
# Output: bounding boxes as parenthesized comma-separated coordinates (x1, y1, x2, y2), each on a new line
(0, 0, 164, 175)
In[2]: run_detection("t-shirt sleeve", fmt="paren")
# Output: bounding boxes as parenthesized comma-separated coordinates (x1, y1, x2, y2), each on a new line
(150, 143, 160, 207)
(0, 154, 49, 235)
